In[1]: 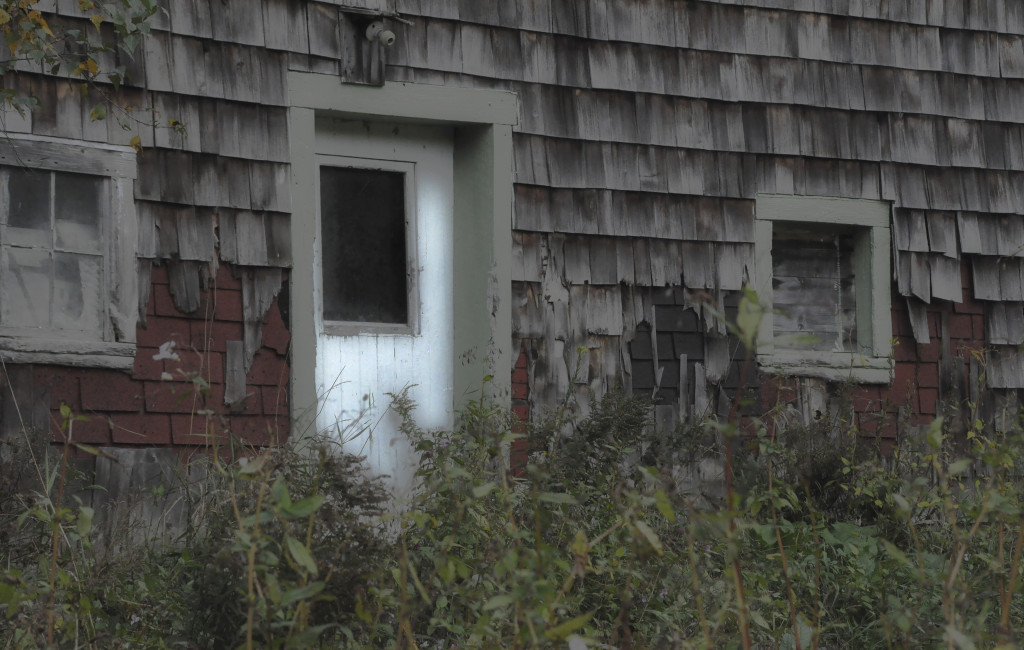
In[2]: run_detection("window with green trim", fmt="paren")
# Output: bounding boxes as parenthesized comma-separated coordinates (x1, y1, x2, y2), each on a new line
(754, 195, 892, 383)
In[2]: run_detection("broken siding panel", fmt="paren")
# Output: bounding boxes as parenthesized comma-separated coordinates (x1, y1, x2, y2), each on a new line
(241, 268, 284, 370)
(142, 30, 174, 93)
(169, 0, 213, 39)
(586, 286, 624, 336)
(176, 207, 216, 262)
(972, 257, 1003, 300)
(987, 346, 1024, 389)
(681, 242, 715, 290)
(307, 3, 341, 59)
(926, 211, 959, 258)
(209, 0, 265, 47)
(249, 161, 291, 213)
(588, 237, 618, 285)
(956, 212, 985, 254)
(220, 45, 262, 104)
(562, 236, 590, 285)
(263, 213, 291, 267)
(999, 258, 1024, 301)
(573, 189, 614, 236)
(908, 251, 932, 302)
(648, 239, 681, 287)
(930, 255, 963, 302)
(986, 302, 1024, 345)
(263, 0, 310, 52)
(168, 260, 204, 314)
(997, 215, 1024, 257)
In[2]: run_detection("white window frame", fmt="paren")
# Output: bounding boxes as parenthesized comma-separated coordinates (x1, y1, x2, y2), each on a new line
(0, 134, 138, 370)
(754, 194, 892, 383)
(315, 154, 420, 336)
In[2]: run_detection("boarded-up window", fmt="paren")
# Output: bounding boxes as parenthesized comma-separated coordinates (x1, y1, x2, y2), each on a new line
(754, 194, 892, 384)
(319, 166, 410, 326)
(0, 168, 106, 336)
(771, 223, 857, 352)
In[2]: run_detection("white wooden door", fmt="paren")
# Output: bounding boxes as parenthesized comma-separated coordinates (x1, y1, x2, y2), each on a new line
(313, 119, 454, 500)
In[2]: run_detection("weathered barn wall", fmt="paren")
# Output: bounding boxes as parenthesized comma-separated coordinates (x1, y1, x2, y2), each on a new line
(383, 0, 1024, 435)
(3, 0, 1024, 478)
(0, 1, 384, 468)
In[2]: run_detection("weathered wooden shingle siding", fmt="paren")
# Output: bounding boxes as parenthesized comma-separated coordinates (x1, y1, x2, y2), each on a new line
(383, 0, 1024, 414)
(6, 1, 401, 372)
(12, 0, 1021, 425)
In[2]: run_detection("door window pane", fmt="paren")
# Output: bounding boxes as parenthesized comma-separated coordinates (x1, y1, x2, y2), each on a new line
(320, 166, 408, 324)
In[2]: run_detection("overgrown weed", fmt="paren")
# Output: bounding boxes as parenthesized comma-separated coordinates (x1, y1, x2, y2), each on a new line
(2, 295, 1024, 647)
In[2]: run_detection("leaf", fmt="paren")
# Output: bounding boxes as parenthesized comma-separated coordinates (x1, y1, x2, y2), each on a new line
(75, 58, 99, 77)
(270, 476, 291, 507)
(538, 491, 577, 505)
(567, 636, 589, 650)
(89, 14, 103, 29)
(89, 103, 106, 121)
(654, 489, 676, 522)
(571, 530, 589, 557)
(286, 536, 318, 576)
(285, 624, 335, 649)
(472, 482, 495, 499)
(736, 287, 764, 349)
(281, 494, 324, 519)
(482, 594, 514, 611)
(945, 625, 976, 650)
(76, 506, 94, 540)
(238, 453, 271, 475)
(749, 609, 770, 630)
(948, 458, 972, 475)
(280, 581, 324, 606)
(634, 520, 663, 555)
(354, 592, 372, 623)
(407, 562, 430, 603)
(545, 610, 595, 641)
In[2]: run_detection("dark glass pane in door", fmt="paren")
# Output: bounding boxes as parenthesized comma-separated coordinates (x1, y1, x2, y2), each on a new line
(320, 166, 408, 324)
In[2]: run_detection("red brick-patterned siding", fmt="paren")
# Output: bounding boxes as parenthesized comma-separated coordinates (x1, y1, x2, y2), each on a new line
(41, 263, 289, 452)
(510, 342, 530, 475)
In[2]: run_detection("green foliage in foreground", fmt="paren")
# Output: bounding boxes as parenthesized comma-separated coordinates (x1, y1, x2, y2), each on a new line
(2, 390, 1024, 648)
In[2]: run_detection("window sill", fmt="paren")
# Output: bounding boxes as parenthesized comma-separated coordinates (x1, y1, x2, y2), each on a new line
(322, 322, 417, 337)
(757, 350, 891, 384)
(0, 337, 135, 370)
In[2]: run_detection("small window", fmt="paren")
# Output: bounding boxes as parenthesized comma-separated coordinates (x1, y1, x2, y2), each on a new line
(755, 195, 892, 383)
(1, 169, 106, 335)
(0, 135, 138, 369)
(316, 156, 417, 334)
